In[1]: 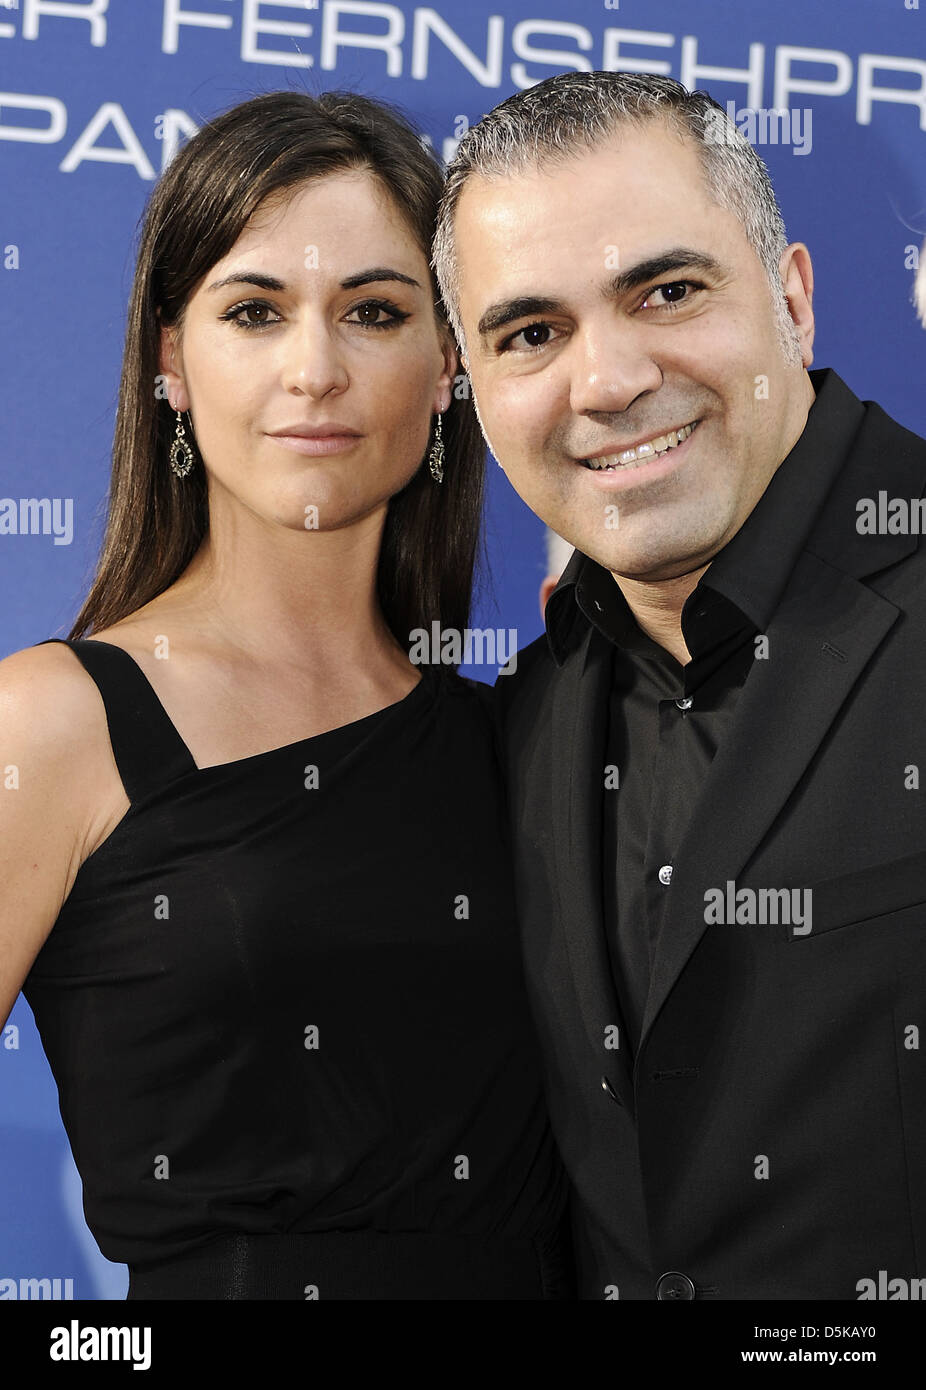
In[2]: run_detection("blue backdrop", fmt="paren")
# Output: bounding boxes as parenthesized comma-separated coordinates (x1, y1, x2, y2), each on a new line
(1, 0, 925, 1299)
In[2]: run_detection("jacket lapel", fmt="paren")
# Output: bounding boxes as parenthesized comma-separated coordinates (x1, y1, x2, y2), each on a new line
(637, 550, 901, 1049)
(551, 621, 636, 1111)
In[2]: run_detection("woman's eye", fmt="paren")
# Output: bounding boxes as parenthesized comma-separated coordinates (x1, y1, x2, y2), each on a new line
(502, 322, 557, 353)
(222, 301, 280, 330)
(345, 300, 409, 329)
(641, 281, 699, 311)
(220, 297, 410, 333)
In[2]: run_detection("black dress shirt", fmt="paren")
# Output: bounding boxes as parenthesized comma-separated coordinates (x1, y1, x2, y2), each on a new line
(543, 367, 855, 1059)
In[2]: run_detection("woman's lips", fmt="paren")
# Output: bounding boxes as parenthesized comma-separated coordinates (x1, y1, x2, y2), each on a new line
(268, 434, 362, 456)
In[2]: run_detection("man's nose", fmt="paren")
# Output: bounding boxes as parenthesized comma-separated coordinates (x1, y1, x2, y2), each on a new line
(282, 316, 349, 398)
(567, 319, 663, 415)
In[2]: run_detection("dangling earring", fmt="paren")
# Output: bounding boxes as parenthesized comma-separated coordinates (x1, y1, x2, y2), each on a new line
(428, 410, 445, 484)
(169, 409, 196, 479)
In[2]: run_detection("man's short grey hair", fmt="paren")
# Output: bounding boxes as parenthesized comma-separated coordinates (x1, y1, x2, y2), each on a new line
(433, 71, 803, 366)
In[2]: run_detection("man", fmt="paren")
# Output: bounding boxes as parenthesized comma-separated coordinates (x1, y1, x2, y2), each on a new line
(433, 71, 926, 1300)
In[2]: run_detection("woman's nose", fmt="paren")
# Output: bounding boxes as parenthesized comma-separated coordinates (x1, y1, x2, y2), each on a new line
(281, 319, 350, 398)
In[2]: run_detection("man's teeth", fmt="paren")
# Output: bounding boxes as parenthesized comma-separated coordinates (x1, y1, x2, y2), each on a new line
(582, 419, 699, 469)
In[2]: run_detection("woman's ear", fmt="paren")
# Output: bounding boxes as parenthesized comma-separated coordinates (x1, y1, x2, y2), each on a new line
(158, 321, 189, 412)
(435, 333, 457, 413)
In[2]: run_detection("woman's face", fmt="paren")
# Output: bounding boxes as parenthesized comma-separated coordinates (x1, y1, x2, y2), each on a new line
(159, 170, 455, 535)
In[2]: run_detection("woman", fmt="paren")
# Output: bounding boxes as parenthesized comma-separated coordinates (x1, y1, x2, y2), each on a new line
(0, 90, 571, 1299)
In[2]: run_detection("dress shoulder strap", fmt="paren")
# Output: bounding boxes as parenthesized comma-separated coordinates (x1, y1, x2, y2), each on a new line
(34, 637, 198, 802)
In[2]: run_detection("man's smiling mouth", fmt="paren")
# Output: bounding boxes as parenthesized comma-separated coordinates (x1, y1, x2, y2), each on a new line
(580, 418, 701, 470)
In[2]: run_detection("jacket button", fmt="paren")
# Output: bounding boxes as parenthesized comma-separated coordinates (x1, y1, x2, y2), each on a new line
(601, 1075, 620, 1104)
(655, 1271, 696, 1300)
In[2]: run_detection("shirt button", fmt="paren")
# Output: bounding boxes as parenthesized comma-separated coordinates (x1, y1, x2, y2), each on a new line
(658, 865, 673, 886)
(675, 696, 693, 710)
(656, 1271, 696, 1301)
(601, 1075, 621, 1104)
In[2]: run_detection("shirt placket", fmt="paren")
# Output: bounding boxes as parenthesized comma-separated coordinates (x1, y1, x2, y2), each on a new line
(643, 680, 698, 959)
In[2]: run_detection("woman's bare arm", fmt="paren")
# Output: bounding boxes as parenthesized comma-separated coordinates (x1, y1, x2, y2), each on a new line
(0, 644, 111, 1030)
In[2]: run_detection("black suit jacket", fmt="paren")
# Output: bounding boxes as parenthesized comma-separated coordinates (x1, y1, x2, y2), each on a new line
(496, 372, 926, 1299)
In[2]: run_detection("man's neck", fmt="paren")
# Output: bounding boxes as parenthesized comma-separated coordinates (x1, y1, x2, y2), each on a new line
(612, 564, 710, 666)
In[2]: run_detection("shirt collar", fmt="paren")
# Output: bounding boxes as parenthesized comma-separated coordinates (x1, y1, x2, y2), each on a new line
(545, 367, 860, 667)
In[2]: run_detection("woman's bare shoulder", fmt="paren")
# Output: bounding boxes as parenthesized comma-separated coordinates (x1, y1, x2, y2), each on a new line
(0, 640, 113, 762)
(0, 638, 133, 860)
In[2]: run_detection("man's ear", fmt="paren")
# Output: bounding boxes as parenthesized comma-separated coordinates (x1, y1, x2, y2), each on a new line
(158, 320, 189, 412)
(779, 242, 815, 368)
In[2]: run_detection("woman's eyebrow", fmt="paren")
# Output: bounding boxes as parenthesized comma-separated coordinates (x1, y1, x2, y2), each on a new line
(206, 267, 422, 293)
(207, 271, 286, 293)
(340, 267, 421, 290)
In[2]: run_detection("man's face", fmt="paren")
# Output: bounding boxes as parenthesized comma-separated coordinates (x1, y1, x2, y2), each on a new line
(453, 120, 815, 583)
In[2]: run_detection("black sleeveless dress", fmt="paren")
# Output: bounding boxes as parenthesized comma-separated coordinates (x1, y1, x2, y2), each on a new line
(22, 638, 571, 1299)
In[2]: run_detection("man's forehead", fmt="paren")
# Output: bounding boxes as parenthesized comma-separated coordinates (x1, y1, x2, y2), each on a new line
(458, 120, 701, 204)
(454, 135, 714, 265)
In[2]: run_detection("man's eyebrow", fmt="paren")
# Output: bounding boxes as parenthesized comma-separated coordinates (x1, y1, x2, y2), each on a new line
(206, 267, 421, 293)
(609, 248, 723, 296)
(477, 296, 563, 341)
(476, 249, 723, 342)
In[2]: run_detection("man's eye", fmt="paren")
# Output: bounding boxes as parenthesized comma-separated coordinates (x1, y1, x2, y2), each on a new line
(501, 322, 557, 353)
(640, 281, 701, 311)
